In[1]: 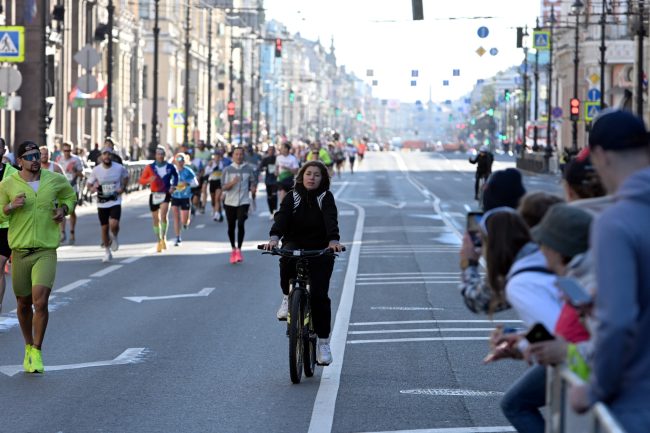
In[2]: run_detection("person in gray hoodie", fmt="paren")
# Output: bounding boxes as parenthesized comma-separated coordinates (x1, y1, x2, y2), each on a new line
(570, 109, 650, 433)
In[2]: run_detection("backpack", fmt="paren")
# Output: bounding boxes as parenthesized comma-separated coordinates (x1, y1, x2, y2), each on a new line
(507, 266, 553, 283)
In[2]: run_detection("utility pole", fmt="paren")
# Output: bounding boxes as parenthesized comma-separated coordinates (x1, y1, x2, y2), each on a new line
(546, 6, 555, 156)
(40, 0, 48, 145)
(522, 26, 528, 158)
(105, 0, 114, 139)
(228, 23, 234, 142)
(250, 37, 255, 150)
(149, 0, 160, 158)
(600, 0, 607, 109)
(572, 1, 583, 152)
(533, 19, 540, 151)
(207, 7, 213, 146)
(183, 3, 191, 147)
(239, 43, 245, 147)
(637, 0, 645, 117)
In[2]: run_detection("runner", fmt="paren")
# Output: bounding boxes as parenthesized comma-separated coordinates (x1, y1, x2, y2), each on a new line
(194, 141, 212, 214)
(260, 146, 278, 220)
(171, 153, 198, 246)
(345, 139, 357, 174)
(138, 146, 178, 252)
(221, 147, 256, 263)
(39, 146, 63, 174)
(357, 139, 367, 163)
(245, 146, 262, 214)
(204, 151, 225, 222)
(56, 141, 83, 244)
(275, 142, 299, 204)
(0, 140, 76, 373)
(0, 138, 17, 314)
(86, 148, 129, 262)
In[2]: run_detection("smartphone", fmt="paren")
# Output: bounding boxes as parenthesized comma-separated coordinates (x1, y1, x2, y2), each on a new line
(525, 323, 555, 343)
(554, 276, 593, 307)
(466, 211, 484, 247)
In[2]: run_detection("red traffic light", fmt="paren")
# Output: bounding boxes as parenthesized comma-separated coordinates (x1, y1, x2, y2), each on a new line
(227, 101, 236, 117)
(570, 98, 580, 115)
(275, 38, 282, 58)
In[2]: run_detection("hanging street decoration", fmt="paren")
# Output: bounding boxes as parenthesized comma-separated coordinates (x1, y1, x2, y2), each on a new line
(411, 70, 419, 77)
(410, 80, 417, 86)
(453, 69, 460, 77)
(477, 26, 489, 38)
(489, 48, 499, 56)
(443, 80, 449, 86)
(476, 46, 486, 57)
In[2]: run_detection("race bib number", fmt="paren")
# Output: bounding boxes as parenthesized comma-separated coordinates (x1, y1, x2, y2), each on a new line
(101, 183, 116, 195)
(209, 171, 221, 181)
(151, 192, 166, 205)
(267, 164, 276, 174)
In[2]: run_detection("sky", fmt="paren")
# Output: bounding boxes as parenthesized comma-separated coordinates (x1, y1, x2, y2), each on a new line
(264, 0, 541, 104)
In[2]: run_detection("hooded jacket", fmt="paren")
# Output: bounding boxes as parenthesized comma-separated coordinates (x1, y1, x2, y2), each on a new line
(588, 166, 650, 411)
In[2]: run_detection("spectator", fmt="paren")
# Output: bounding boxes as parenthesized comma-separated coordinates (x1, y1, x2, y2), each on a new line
(481, 168, 526, 211)
(469, 145, 494, 200)
(88, 142, 101, 165)
(103, 137, 123, 164)
(569, 109, 650, 433)
(517, 191, 565, 228)
(562, 149, 612, 215)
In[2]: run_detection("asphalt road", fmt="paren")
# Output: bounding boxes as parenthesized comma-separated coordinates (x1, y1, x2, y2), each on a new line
(0, 152, 562, 433)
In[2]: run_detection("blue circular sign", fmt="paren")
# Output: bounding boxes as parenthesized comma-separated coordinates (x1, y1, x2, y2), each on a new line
(477, 26, 490, 38)
(552, 107, 563, 119)
(489, 48, 499, 56)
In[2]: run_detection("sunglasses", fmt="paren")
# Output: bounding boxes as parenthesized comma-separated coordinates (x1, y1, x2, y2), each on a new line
(176, 157, 185, 162)
(479, 206, 518, 235)
(21, 153, 41, 162)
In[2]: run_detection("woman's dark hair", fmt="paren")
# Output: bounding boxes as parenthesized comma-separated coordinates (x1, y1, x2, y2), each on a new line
(563, 156, 606, 199)
(295, 160, 330, 191)
(517, 192, 564, 228)
(485, 212, 531, 311)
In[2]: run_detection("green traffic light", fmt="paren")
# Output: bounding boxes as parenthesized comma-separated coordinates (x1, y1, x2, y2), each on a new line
(487, 108, 494, 116)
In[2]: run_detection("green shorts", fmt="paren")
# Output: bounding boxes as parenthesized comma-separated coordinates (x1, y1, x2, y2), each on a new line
(12, 248, 58, 297)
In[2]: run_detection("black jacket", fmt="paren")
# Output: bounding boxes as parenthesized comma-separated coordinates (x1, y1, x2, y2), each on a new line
(270, 184, 339, 250)
(469, 151, 494, 175)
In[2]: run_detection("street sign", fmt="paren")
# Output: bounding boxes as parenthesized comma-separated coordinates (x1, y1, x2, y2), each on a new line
(0, 66, 22, 93)
(477, 26, 489, 38)
(443, 80, 449, 86)
(410, 80, 417, 86)
(476, 46, 486, 57)
(411, 70, 419, 77)
(589, 73, 600, 85)
(0, 27, 24, 63)
(489, 48, 499, 56)
(533, 30, 551, 50)
(74, 44, 101, 70)
(77, 73, 98, 94)
(584, 102, 601, 122)
(453, 69, 460, 77)
(587, 88, 601, 102)
(169, 109, 185, 128)
(552, 107, 563, 118)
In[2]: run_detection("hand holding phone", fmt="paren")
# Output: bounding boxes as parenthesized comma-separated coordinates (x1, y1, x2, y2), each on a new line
(466, 211, 483, 247)
(525, 323, 555, 344)
(554, 276, 593, 308)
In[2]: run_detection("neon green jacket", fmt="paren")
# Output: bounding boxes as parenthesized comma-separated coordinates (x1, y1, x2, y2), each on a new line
(307, 148, 332, 165)
(0, 169, 77, 250)
(0, 163, 18, 229)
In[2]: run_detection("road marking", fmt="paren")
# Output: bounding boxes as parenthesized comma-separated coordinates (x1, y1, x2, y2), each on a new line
(355, 426, 515, 433)
(359, 272, 459, 276)
(121, 256, 144, 264)
(364, 226, 449, 233)
(356, 281, 460, 286)
(348, 328, 495, 335)
(464, 204, 472, 212)
(350, 320, 522, 326)
(124, 287, 216, 303)
(339, 210, 355, 216)
(400, 388, 505, 397)
(196, 224, 206, 229)
(308, 195, 363, 433)
(357, 275, 459, 280)
(54, 279, 92, 293)
(0, 347, 148, 377)
(347, 337, 489, 344)
(370, 307, 445, 311)
(89, 265, 123, 278)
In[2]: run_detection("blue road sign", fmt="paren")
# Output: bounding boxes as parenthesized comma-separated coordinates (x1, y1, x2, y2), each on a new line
(533, 30, 551, 50)
(552, 107, 563, 119)
(477, 26, 489, 38)
(453, 69, 460, 77)
(587, 88, 601, 102)
(443, 80, 449, 86)
(0, 26, 25, 62)
(489, 48, 499, 56)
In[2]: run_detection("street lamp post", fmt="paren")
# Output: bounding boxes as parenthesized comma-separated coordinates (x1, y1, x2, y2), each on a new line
(149, 0, 160, 158)
(637, 0, 645, 117)
(600, 0, 608, 110)
(533, 18, 540, 151)
(239, 43, 245, 147)
(206, 7, 213, 146)
(571, 0, 583, 152)
(546, 6, 556, 157)
(40, 0, 48, 145)
(521, 26, 529, 158)
(105, 0, 114, 138)
(183, 3, 191, 147)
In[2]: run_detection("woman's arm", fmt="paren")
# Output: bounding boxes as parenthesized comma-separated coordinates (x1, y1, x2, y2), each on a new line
(322, 192, 340, 242)
(270, 192, 293, 240)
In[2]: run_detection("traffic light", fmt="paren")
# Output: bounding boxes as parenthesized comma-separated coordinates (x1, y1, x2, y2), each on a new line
(289, 89, 295, 103)
(227, 100, 235, 120)
(487, 108, 494, 116)
(275, 38, 282, 58)
(356, 111, 363, 121)
(504, 89, 511, 102)
(570, 98, 580, 121)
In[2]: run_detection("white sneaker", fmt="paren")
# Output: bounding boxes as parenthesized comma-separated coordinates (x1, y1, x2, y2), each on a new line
(109, 233, 119, 252)
(102, 248, 113, 263)
(213, 211, 219, 221)
(276, 295, 288, 321)
(269, 212, 275, 221)
(317, 338, 332, 366)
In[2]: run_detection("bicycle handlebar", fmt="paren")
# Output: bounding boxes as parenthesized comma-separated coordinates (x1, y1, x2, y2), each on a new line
(257, 245, 346, 258)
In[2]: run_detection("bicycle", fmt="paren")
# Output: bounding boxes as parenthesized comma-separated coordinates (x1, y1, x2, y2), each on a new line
(258, 245, 345, 384)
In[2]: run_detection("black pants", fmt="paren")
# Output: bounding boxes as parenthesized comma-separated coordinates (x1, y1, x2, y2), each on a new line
(266, 183, 278, 214)
(279, 254, 334, 338)
(224, 204, 249, 248)
(475, 172, 490, 197)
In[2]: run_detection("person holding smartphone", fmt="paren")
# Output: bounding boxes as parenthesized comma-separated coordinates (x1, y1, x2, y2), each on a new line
(0, 141, 77, 374)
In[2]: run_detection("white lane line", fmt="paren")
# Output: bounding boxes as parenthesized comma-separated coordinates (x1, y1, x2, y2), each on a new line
(339, 210, 355, 216)
(359, 272, 459, 276)
(89, 265, 123, 278)
(124, 287, 216, 303)
(357, 276, 459, 280)
(464, 204, 472, 212)
(348, 337, 489, 344)
(350, 320, 522, 326)
(121, 256, 144, 264)
(355, 426, 515, 433)
(348, 328, 495, 335)
(308, 195, 363, 433)
(196, 224, 206, 229)
(356, 281, 460, 286)
(54, 279, 92, 293)
(0, 347, 148, 377)
(370, 307, 445, 311)
(400, 389, 505, 397)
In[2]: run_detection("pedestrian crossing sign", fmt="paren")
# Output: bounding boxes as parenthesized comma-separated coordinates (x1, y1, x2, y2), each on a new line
(533, 30, 551, 51)
(0, 27, 25, 63)
(169, 109, 185, 128)
(584, 102, 601, 122)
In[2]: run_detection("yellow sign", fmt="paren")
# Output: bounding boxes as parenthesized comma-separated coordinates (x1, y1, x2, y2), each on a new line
(169, 109, 185, 129)
(533, 31, 551, 50)
(476, 46, 486, 57)
(589, 73, 600, 85)
(0, 26, 25, 63)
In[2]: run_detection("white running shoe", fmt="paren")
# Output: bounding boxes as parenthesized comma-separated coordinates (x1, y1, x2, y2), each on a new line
(213, 211, 219, 221)
(102, 248, 113, 263)
(109, 232, 119, 252)
(317, 338, 332, 366)
(276, 295, 289, 321)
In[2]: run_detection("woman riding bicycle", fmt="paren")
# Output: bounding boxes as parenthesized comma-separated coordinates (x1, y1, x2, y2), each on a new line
(262, 160, 344, 366)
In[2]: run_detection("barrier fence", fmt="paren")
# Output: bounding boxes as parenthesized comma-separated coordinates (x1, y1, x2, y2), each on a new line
(546, 366, 626, 433)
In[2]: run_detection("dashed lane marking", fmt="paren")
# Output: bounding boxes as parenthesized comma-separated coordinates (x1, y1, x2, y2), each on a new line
(355, 426, 515, 433)
(89, 265, 123, 278)
(54, 279, 92, 293)
(347, 337, 489, 344)
(348, 328, 495, 335)
(400, 389, 505, 397)
(350, 320, 522, 326)
(196, 224, 206, 229)
(121, 256, 144, 264)
(370, 307, 444, 311)
(356, 281, 460, 286)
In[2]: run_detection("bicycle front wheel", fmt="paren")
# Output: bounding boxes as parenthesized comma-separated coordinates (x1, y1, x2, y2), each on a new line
(288, 290, 304, 384)
(303, 301, 317, 377)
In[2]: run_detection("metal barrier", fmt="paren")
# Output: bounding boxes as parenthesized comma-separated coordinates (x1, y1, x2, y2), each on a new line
(546, 366, 627, 433)
(123, 160, 151, 193)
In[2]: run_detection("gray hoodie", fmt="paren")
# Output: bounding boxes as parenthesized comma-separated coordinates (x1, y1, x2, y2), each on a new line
(588, 166, 650, 412)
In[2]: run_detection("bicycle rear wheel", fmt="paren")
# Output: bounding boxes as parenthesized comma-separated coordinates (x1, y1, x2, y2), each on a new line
(288, 290, 304, 384)
(303, 301, 317, 377)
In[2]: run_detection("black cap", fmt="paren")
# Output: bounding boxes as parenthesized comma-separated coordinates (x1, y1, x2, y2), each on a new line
(588, 109, 650, 151)
(531, 204, 593, 258)
(482, 168, 526, 211)
(16, 141, 39, 158)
